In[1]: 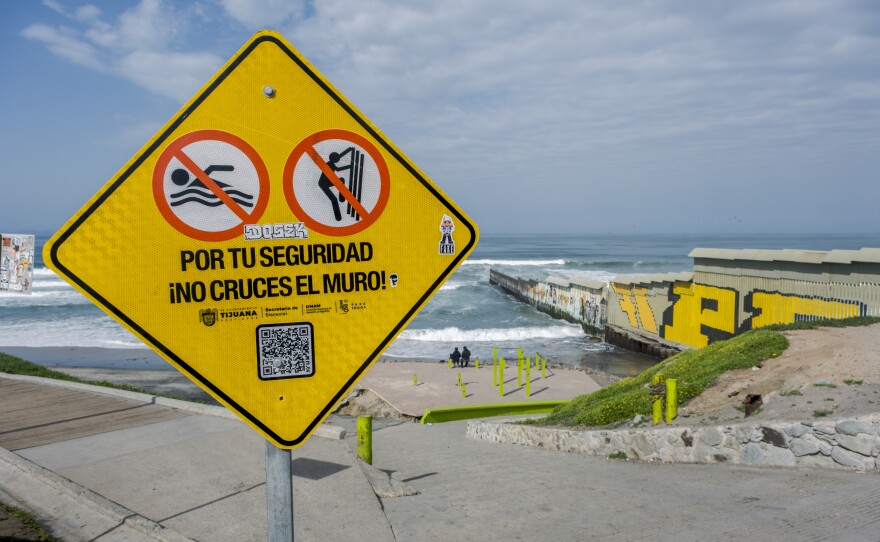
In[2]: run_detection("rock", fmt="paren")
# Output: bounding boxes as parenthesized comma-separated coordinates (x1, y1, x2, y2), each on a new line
(835, 420, 874, 436)
(742, 443, 766, 465)
(799, 454, 834, 469)
(831, 446, 867, 469)
(693, 444, 713, 463)
(836, 434, 879, 457)
(698, 427, 724, 447)
(760, 427, 787, 448)
(763, 445, 796, 467)
(630, 414, 649, 427)
(790, 437, 820, 457)
(785, 424, 810, 438)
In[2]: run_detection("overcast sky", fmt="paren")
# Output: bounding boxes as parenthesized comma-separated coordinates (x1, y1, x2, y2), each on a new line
(2, 0, 879, 235)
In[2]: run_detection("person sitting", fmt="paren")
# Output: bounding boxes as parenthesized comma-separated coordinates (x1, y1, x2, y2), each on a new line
(461, 346, 471, 367)
(450, 347, 461, 367)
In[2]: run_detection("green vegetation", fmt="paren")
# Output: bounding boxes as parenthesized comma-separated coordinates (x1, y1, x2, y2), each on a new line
(533, 329, 789, 428)
(763, 315, 880, 332)
(813, 409, 832, 418)
(0, 352, 196, 402)
(781, 389, 804, 396)
(0, 352, 85, 382)
(0, 501, 56, 541)
(608, 450, 627, 460)
(813, 382, 837, 388)
(844, 379, 864, 386)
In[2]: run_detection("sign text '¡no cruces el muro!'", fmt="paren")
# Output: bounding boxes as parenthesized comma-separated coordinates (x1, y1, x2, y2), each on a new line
(171, 241, 384, 304)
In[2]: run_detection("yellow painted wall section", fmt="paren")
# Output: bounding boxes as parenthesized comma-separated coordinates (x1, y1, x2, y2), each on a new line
(611, 283, 640, 328)
(662, 282, 704, 347)
(633, 286, 658, 334)
(748, 291, 861, 329)
(662, 283, 737, 348)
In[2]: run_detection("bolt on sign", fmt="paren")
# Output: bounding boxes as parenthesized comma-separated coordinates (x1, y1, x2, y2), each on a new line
(44, 31, 478, 448)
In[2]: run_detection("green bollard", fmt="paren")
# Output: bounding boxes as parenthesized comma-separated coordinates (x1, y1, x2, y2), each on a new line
(461, 383, 466, 398)
(493, 356, 497, 386)
(448, 358, 453, 369)
(526, 358, 531, 397)
(541, 356, 546, 379)
(651, 373, 665, 425)
(457, 372, 461, 386)
(413, 373, 417, 386)
(499, 358, 505, 397)
(357, 416, 372, 465)
(666, 379, 678, 423)
(517, 358, 522, 387)
(475, 358, 479, 369)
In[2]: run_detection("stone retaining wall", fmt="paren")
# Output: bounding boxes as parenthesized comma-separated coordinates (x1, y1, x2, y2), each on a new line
(467, 414, 880, 472)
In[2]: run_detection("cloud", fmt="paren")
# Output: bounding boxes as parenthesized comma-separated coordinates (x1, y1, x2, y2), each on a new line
(220, 0, 305, 30)
(21, 23, 105, 71)
(20, 0, 880, 231)
(117, 50, 222, 101)
(24, 0, 222, 102)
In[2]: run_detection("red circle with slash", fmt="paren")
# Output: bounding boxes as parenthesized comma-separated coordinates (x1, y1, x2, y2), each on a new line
(283, 129, 390, 237)
(153, 130, 270, 241)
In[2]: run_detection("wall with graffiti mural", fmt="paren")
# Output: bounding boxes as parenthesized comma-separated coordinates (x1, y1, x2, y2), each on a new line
(489, 270, 606, 334)
(608, 248, 880, 349)
(491, 248, 880, 353)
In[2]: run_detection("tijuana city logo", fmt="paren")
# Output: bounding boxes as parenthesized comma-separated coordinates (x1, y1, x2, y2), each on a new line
(243, 222, 308, 241)
(199, 307, 258, 326)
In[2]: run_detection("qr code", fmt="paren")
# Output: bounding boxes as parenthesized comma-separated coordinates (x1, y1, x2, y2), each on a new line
(256, 323, 315, 380)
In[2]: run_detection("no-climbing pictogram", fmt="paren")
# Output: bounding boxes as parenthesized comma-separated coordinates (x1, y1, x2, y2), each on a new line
(283, 129, 389, 236)
(153, 130, 270, 241)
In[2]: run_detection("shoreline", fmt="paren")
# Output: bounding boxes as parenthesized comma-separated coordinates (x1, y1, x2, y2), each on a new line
(0, 346, 613, 415)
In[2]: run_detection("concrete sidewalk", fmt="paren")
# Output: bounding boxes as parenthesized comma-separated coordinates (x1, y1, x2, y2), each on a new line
(0, 376, 391, 541)
(2, 374, 880, 541)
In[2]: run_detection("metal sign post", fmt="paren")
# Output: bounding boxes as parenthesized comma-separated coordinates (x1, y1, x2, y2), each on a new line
(265, 441, 294, 542)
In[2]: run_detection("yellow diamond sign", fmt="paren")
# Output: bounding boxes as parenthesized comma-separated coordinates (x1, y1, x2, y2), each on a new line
(44, 31, 478, 448)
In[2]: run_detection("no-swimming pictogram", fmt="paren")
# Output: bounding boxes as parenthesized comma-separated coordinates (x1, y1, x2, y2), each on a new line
(283, 129, 389, 237)
(153, 130, 270, 241)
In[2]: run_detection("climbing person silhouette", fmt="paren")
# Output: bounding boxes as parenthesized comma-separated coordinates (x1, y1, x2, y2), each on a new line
(318, 148, 355, 221)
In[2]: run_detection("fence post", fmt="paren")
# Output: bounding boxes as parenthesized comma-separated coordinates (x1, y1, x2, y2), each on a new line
(499, 358, 505, 397)
(526, 358, 531, 397)
(357, 416, 372, 465)
(651, 373, 665, 425)
(666, 379, 678, 423)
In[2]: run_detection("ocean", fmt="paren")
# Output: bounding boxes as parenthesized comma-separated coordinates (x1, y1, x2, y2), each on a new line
(1, 232, 877, 377)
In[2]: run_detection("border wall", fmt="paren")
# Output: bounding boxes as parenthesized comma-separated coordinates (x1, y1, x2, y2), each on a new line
(488, 270, 606, 335)
(490, 247, 880, 357)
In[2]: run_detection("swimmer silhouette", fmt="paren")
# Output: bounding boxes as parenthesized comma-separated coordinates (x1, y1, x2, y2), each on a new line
(169, 165, 254, 207)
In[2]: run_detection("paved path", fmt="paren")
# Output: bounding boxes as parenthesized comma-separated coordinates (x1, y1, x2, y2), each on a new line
(2, 375, 879, 541)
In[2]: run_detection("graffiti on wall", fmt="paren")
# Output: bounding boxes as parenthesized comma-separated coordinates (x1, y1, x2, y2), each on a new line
(611, 284, 657, 334)
(489, 270, 606, 331)
(743, 291, 863, 331)
(614, 281, 866, 349)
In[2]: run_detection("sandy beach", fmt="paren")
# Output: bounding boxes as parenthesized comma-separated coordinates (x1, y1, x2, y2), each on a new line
(0, 346, 608, 416)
